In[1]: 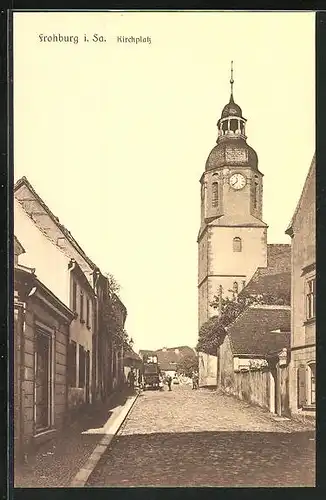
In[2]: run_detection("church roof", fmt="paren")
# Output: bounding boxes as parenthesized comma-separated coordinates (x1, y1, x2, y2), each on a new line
(205, 138, 258, 171)
(221, 95, 243, 118)
(227, 305, 291, 357)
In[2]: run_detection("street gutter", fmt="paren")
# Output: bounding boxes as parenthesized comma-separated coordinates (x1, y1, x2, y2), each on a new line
(70, 392, 139, 487)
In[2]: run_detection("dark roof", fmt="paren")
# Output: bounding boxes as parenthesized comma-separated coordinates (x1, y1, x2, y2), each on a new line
(227, 305, 290, 356)
(205, 138, 258, 172)
(155, 346, 195, 365)
(267, 244, 291, 272)
(221, 95, 243, 118)
(139, 346, 195, 369)
(243, 270, 290, 297)
(241, 244, 291, 299)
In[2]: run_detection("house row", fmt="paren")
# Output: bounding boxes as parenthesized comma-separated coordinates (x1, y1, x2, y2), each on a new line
(14, 176, 127, 462)
(199, 154, 316, 422)
(139, 346, 196, 378)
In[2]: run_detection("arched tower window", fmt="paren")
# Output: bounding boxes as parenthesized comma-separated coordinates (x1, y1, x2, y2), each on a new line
(253, 176, 259, 209)
(233, 237, 242, 252)
(212, 182, 219, 207)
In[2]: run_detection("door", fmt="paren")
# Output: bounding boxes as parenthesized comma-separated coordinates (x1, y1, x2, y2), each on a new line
(35, 331, 51, 433)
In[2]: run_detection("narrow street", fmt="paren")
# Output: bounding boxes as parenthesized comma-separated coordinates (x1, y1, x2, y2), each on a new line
(87, 384, 315, 487)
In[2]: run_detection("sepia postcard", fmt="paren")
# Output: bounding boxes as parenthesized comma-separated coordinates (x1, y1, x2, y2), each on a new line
(12, 10, 315, 488)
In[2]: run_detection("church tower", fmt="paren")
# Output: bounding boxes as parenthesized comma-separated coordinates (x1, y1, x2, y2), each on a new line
(198, 63, 268, 328)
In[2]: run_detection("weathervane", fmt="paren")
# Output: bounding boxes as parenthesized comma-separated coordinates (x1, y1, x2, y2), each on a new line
(230, 60, 234, 98)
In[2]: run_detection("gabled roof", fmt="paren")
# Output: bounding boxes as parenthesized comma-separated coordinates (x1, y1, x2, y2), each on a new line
(286, 153, 316, 236)
(155, 346, 196, 366)
(242, 270, 290, 298)
(14, 176, 98, 272)
(226, 305, 291, 357)
(240, 244, 291, 299)
(139, 346, 195, 368)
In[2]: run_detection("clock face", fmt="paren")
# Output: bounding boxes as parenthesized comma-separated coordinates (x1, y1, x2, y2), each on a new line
(229, 173, 246, 190)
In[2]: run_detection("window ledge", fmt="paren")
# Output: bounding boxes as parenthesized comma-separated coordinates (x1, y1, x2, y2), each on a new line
(302, 404, 316, 411)
(303, 318, 315, 326)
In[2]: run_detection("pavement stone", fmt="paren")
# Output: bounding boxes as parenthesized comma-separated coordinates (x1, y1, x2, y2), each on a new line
(14, 389, 134, 488)
(87, 384, 315, 487)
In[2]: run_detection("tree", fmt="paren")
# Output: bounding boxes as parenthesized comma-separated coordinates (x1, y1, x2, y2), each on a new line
(197, 287, 290, 355)
(176, 354, 198, 377)
(102, 273, 125, 350)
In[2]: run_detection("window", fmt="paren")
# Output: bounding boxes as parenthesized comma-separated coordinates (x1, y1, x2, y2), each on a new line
(212, 182, 219, 207)
(67, 341, 77, 387)
(253, 177, 259, 209)
(306, 277, 316, 320)
(233, 281, 239, 294)
(230, 119, 238, 132)
(222, 120, 228, 133)
(80, 291, 84, 322)
(72, 281, 77, 312)
(297, 365, 306, 408)
(86, 298, 90, 328)
(233, 237, 242, 252)
(308, 363, 316, 405)
(79, 345, 86, 388)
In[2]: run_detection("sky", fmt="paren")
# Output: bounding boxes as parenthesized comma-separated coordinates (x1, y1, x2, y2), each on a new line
(13, 11, 315, 352)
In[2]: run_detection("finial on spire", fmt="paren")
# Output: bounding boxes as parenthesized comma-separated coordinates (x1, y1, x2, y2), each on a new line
(230, 60, 234, 102)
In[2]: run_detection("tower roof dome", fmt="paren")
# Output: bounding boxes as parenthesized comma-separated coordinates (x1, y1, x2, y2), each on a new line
(205, 138, 258, 171)
(221, 95, 242, 118)
(205, 61, 259, 172)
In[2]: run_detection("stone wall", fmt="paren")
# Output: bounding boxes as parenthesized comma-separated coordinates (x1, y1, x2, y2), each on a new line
(198, 352, 217, 387)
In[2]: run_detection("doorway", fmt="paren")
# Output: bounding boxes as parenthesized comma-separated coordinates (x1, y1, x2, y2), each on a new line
(35, 330, 52, 433)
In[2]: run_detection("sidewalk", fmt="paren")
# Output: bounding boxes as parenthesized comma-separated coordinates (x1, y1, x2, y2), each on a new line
(14, 388, 136, 488)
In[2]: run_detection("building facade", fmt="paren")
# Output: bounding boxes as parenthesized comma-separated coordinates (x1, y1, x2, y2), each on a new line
(286, 154, 316, 419)
(14, 238, 74, 461)
(198, 68, 268, 329)
(14, 177, 126, 409)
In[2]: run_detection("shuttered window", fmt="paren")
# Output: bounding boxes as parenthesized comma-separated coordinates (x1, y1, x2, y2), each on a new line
(306, 277, 316, 320)
(212, 182, 219, 207)
(297, 365, 306, 408)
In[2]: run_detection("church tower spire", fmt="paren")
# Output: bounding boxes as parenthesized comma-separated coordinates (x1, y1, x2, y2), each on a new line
(230, 60, 234, 102)
(197, 65, 268, 329)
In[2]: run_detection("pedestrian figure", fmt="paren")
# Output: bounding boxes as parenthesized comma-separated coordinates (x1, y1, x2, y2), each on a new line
(127, 369, 135, 390)
(166, 374, 172, 391)
(192, 370, 199, 390)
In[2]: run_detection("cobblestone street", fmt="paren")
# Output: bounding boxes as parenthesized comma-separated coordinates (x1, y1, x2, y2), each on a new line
(87, 385, 315, 487)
